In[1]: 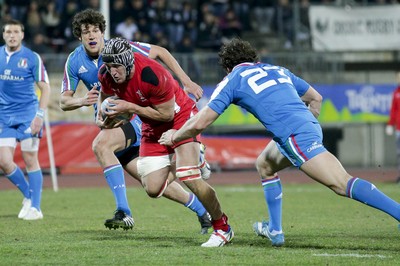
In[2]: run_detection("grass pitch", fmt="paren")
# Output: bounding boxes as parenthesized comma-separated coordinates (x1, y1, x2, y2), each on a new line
(0, 182, 399, 265)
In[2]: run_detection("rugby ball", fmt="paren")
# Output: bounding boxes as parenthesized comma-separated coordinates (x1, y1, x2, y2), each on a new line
(101, 96, 132, 127)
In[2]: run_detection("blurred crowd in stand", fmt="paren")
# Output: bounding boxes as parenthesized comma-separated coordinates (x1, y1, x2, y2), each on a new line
(0, 0, 398, 54)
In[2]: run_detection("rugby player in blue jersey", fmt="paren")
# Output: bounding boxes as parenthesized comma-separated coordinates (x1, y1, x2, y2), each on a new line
(60, 9, 211, 232)
(0, 19, 50, 220)
(159, 38, 400, 246)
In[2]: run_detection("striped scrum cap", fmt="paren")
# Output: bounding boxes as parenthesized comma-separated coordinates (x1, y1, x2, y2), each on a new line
(102, 37, 134, 77)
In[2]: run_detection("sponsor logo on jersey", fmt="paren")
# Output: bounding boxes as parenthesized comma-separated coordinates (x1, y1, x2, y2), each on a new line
(17, 58, 28, 68)
(136, 90, 147, 102)
(78, 65, 88, 74)
(0, 69, 24, 81)
(307, 141, 323, 153)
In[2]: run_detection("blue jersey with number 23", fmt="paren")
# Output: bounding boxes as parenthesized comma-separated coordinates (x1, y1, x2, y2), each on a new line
(208, 62, 319, 144)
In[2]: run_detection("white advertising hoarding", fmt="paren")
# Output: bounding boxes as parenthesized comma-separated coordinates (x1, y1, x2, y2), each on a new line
(309, 5, 400, 51)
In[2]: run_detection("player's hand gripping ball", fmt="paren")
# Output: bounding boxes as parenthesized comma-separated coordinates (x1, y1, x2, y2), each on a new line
(101, 96, 132, 128)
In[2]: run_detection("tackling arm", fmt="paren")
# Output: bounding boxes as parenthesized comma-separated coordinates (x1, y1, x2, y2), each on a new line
(158, 106, 219, 146)
(301, 86, 323, 118)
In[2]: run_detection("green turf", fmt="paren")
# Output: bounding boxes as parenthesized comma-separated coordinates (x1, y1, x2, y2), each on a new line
(0, 183, 399, 265)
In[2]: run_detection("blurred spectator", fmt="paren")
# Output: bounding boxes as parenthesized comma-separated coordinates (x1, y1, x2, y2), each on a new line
(385, 71, 400, 183)
(175, 34, 201, 81)
(297, 0, 311, 46)
(54, 0, 67, 14)
(209, 0, 229, 17)
(115, 16, 139, 40)
(0, 12, 12, 46)
(273, 0, 295, 49)
(219, 7, 242, 41)
(169, 1, 184, 48)
(82, 0, 99, 10)
(176, 34, 195, 53)
(110, 0, 128, 36)
(230, 0, 251, 31)
(1, 0, 326, 54)
(41, 1, 60, 39)
(25, 1, 43, 40)
(59, 0, 81, 47)
(129, 0, 151, 35)
(29, 33, 50, 54)
(147, 0, 172, 39)
(196, 10, 222, 51)
(41, 1, 67, 53)
(5, 0, 29, 23)
(132, 30, 150, 43)
(180, 1, 198, 43)
(251, 1, 275, 34)
(149, 29, 171, 51)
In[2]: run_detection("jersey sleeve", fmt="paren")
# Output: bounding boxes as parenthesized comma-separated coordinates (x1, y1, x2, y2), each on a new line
(31, 52, 49, 84)
(207, 77, 233, 115)
(285, 69, 310, 97)
(129, 41, 151, 57)
(61, 52, 79, 93)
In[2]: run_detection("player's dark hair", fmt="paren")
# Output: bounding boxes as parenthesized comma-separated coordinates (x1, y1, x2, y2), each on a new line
(2, 19, 24, 32)
(218, 38, 258, 72)
(72, 9, 106, 38)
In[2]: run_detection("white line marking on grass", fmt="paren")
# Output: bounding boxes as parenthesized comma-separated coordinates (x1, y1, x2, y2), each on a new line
(313, 253, 390, 259)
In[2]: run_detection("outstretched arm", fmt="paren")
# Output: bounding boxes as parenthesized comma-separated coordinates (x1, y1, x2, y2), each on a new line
(159, 106, 219, 146)
(301, 86, 322, 118)
(60, 86, 99, 111)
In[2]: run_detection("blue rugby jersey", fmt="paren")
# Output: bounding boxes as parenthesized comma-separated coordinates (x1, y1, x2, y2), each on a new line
(207, 62, 318, 144)
(0, 45, 49, 119)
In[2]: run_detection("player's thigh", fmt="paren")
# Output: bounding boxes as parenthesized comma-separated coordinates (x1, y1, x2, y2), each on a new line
(257, 140, 291, 176)
(300, 151, 351, 193)
(124, 157, 141, 182)
(93, 127, 125, 151)
(137, 155, 172, 189)
(174, 141, 200, 167)
(0, 145, 16, 170)
(140, 165, 171, 195)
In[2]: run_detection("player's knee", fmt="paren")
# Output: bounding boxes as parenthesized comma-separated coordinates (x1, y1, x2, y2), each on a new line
(327, 181, 348, 196)
(0, 157, 13, 172)
(145, 179, 169, 198)
(256, 156, 274, 177)
(92, 134, 107, 155)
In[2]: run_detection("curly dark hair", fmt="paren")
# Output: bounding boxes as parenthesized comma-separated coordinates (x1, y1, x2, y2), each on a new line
(218, 38, 259, 72)
(72, 9, 106, 38)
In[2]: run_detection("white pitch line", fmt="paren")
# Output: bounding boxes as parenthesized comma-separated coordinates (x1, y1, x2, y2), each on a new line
(313, 253, 390, 259)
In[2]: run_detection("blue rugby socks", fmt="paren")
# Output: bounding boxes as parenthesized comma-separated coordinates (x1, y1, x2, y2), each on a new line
(185, 193, 207, 217)
(262, 176, 283, 233)
(347, 177, 400, 221)
(27, 169, 43, 211)
(104, 164, 131, 216)
(7, 166, 30, 199)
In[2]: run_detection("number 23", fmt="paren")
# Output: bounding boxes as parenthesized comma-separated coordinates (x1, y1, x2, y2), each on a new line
(240, 66, 292, 94)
